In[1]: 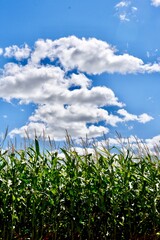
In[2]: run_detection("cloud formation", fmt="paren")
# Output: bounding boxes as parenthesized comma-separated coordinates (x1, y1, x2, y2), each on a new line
(115, 1, 138, 22)
(2, 36, 160, 75)
(0, 36, 154, 140)
(115, 1, 130, 8)
(151, 0, 160, 7)
(117, 109, 153, 123)
(31, 37, 160, 74)
(4, 44, 31, 60)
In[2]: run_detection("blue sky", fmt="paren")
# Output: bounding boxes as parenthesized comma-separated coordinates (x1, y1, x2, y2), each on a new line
(0, 0, 160, 149)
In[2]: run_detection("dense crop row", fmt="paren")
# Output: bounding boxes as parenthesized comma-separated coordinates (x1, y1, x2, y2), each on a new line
(0, 138, 160, 239)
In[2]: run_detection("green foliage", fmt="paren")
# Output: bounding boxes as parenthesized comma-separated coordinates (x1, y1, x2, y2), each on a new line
(0, 140, 160, 239)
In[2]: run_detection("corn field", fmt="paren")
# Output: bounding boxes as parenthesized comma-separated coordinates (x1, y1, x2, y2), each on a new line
(0, 138, 160, 239)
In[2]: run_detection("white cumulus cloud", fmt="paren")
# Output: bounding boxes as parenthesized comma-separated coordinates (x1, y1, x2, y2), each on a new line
(4, 44, 31, 60)
(0, 36, 154, 140)
(1, 61, 122, 140)
(28, 36, 160, 74)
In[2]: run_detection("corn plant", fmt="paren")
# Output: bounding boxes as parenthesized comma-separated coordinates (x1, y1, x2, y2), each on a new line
(0, 137, 160, 239)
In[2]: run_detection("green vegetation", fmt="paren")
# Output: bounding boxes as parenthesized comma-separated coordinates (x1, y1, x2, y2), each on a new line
(0, 137, 160, 239)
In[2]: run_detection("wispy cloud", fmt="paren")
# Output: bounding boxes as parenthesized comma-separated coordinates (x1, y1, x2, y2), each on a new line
(117, 109, 153, 123)
(0, 36, 154, 140)
(119, 13, 130, 22)
(151, 0, 160, 7)
(115, 1, 138, 22)
(146, 49, 159, 61)
(115, 1, 130, 8)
